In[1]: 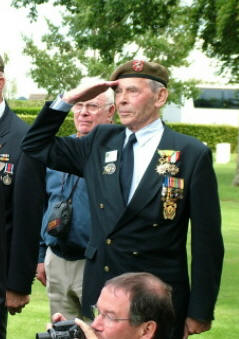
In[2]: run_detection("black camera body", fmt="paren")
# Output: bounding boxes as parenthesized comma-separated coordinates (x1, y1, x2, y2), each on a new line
(36, 320, 86, 339)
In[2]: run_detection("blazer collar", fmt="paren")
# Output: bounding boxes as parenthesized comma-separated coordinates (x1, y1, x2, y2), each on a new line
(0, 103, 11, 138)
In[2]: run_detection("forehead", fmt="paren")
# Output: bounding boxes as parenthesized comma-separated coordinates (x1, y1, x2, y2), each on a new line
(116, 77, 150, 89)
(97, 285, 131, 313)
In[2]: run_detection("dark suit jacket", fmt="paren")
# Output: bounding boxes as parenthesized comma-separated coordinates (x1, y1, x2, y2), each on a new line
(22, 103, 224, 323)
(0, 103, 45, 299)
(0, 183, 6, 303)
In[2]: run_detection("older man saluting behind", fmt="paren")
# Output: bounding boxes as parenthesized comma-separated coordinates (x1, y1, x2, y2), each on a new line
(22, 60, 224, 339)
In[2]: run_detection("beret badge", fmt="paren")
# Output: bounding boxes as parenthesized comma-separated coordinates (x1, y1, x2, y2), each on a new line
(132, 60, 144, 72)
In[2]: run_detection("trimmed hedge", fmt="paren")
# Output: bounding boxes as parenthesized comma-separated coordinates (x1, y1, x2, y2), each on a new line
(18, 113, 238, 153)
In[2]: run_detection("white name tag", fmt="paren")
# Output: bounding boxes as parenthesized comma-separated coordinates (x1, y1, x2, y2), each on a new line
(105, 150, 118, 163)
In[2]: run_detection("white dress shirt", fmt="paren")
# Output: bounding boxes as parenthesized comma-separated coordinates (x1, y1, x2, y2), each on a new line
(0, 99, 5, 119)
(125, 118, 164, 203)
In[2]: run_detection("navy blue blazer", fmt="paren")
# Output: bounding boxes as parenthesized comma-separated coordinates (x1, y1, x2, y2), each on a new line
(0, 103, 45, 298)
(22, 102, 224, 324)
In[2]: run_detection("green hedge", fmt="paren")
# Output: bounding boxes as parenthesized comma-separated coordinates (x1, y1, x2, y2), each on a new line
(19, 113, 238, 153)
(167, 123, 238, 153)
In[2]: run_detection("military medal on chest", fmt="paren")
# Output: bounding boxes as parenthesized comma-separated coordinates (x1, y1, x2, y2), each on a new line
(0, 153, 10, 162)
(161, 176, 184, 220)
(1, 162, 14, 185)
(156, 150, 180, 176)
(156, 150, 183, 220)
(103, 150, 118, 175)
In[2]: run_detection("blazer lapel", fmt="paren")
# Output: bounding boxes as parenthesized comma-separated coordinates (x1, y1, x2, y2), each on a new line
(115, 126, 176, 226)
(101, 128, 126, 209)
(0, 106, 10, 137)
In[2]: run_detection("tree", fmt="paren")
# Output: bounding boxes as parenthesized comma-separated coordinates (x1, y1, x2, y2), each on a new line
(191, 0, 239, 185)
(12, 0, 198, 101)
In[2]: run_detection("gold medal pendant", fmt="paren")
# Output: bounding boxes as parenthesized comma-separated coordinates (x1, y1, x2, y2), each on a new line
(2, 174, 12, 185)
(163, 200, 177, 220)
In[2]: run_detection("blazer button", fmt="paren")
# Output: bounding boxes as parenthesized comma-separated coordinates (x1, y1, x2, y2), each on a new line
(106, 238, 112, 245)
(132, 251, 138, 255)
(99, 203, 104, 209)
(152, 223, 158, 227)
(104, 266, 110, 272)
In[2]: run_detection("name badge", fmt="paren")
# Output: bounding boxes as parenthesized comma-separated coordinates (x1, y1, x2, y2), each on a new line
(105, 150, 118, 163)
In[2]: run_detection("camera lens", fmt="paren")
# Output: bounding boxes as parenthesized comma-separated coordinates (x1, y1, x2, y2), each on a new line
(36, 332, 52, 339)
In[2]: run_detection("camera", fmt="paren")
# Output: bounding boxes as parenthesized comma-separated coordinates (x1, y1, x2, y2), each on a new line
(36, 320, 86, 339)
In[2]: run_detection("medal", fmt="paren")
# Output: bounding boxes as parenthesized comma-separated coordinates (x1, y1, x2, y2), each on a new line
(0, 162, 5, 171)
(161, 177, 184, 220)
(163, 200, 177, 220)
(103, 163, 116, 175)
(2, 163, 14, 185)
(0, 154, 10, 162)
(2, 174, 12, 185)
(156, 150, 180, 176)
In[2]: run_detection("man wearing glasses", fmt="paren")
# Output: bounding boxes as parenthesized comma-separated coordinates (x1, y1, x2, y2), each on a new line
(52, 272, 175, 339)
(36, 77, 115, 320)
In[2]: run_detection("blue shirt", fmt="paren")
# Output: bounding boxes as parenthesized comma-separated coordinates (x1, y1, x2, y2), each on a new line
(39, 166, 90, 262)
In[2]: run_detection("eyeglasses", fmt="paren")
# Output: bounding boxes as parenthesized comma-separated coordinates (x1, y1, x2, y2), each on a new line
(73, 102, 109, 115)
(91, 305, 130, 327)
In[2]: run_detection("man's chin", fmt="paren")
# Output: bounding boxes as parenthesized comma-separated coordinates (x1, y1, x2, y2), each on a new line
(119, 115, 132, 126)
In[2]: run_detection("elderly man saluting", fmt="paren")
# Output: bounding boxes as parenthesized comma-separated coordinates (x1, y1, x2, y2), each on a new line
(22, 60, 224, 339)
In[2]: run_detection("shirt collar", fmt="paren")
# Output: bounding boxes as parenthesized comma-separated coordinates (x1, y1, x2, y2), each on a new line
(0, 99, 5, 119)
(125, 118, 164, 146)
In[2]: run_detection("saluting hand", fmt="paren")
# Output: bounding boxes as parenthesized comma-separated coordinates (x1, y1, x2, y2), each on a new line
(63, 81, 119, 105)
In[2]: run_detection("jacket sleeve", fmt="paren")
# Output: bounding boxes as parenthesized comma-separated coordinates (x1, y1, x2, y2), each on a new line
(22, 102, 90, 176)
(187, 147, 224, 320)
(7, 154, 46, 294)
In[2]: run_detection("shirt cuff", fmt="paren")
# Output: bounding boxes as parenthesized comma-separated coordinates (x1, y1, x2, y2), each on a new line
(50, 94, 73, 112)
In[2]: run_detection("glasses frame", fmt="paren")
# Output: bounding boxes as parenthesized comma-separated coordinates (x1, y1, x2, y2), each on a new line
(73, 102, 111, 115)
(91, 305, 130, 325)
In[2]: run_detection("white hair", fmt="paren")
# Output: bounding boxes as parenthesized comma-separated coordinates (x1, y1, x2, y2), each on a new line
(77, 76, 114, 105)
(147, 79, 165, 92)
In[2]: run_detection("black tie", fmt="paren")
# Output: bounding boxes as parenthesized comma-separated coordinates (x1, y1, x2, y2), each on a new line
(120, 133, 137, 204)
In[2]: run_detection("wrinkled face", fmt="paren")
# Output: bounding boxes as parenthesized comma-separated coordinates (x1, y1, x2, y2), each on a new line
(72, 93, 115, 136)
(114, 78, 167, 132)
(0, 74, 5, 100)
(91, 285, 144, 339)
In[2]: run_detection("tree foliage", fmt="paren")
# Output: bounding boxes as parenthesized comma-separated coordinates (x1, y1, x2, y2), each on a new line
(12, 0, 197, 100)
(191, 0, 239, 186)
(191, 0, 239, 81)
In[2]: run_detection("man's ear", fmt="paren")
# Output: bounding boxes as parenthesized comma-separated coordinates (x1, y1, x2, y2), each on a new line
(155, 88, 168, 109)
(0, 77, 5, 93)
(139, 320, 157, 339)
(107, 104, 116, 123)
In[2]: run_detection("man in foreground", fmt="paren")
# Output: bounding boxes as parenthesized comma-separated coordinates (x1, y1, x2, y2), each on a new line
(36, 77, 115, 319)
(52, 272, 175, 339)
(22, 60, 224, 338)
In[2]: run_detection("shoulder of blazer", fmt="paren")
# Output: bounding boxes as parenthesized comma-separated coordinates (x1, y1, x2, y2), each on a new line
(163, 124, 208, 152)
(86, 123, 125, 141)
(3, 103, 29, 135)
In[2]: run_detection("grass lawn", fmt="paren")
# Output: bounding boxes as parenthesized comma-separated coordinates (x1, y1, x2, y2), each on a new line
(7, 154, 239, 338)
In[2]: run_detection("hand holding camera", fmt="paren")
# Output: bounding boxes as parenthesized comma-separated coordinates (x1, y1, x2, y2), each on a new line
(36, 315, 97, 339)
(36, 319, 86, 339)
